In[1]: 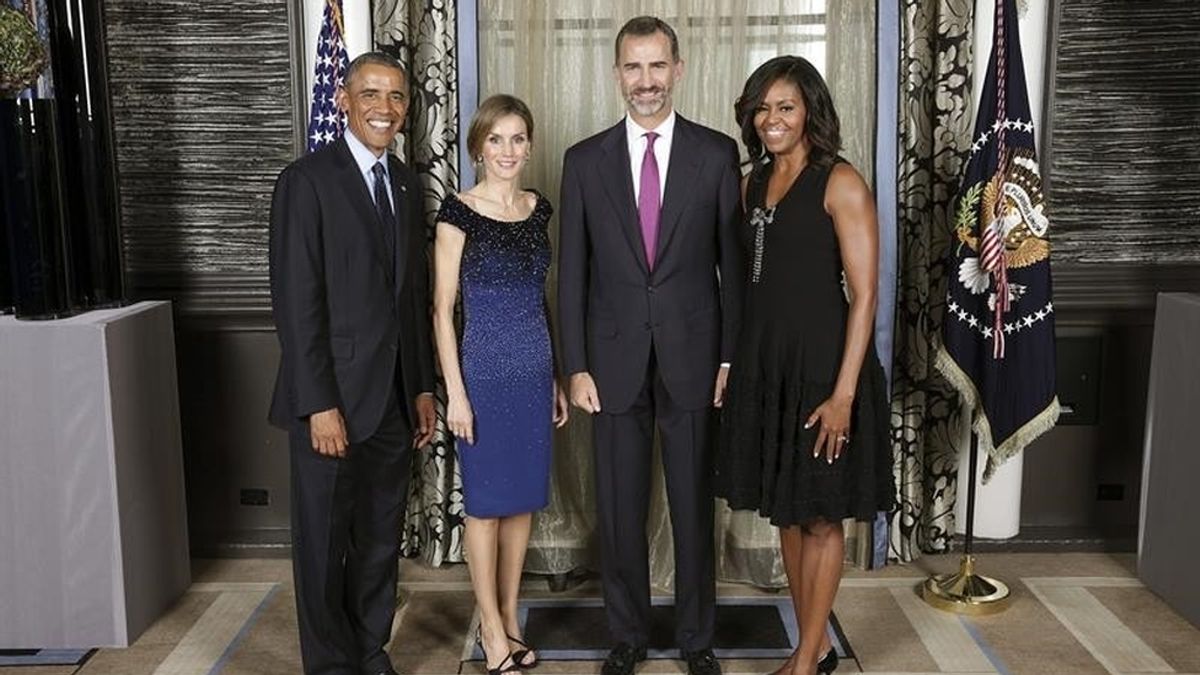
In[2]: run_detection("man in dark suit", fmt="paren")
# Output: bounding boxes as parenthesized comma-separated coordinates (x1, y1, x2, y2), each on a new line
(557, 16, 742, 675)
(268, 52, 436, 675)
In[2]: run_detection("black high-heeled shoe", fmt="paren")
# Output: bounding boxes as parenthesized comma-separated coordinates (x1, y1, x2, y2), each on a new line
(506, 633, 539, 669)
(476, 627, 522, 675)
(817, 648, 838, 674)
(766, 647, 836, 675)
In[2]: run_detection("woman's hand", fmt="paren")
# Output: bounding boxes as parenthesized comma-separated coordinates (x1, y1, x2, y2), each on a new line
(553, 380, 570, 428)
(805, 393, 853, 463)
(447, 395, 475, 445)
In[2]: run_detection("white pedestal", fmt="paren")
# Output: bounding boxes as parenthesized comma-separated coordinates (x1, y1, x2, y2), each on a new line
(1139, 293, 1200, 628)
(954, 431, 1024, 539)
(0, 301, 191, 648)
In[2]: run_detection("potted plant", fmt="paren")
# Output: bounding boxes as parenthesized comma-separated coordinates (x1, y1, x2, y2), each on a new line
(0, 6, 46, 94)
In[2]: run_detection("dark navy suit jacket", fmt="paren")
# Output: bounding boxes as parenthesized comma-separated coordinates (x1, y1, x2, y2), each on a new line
(268, 138, 435, 442)
(557, 114, 743, 413)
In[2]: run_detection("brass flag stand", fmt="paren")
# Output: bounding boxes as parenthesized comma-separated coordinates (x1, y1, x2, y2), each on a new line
(921, 426, 1011, 614)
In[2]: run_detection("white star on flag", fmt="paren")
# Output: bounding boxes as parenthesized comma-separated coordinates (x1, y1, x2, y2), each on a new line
(306, 0, 349, 153)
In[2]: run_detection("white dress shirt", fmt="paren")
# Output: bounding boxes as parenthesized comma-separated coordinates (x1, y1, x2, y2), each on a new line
(343, 129, 395, 213)
(626, 110, 676, 203)
(623, 111, 728, 369)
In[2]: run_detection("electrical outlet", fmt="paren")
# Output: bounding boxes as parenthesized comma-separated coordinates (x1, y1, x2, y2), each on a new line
(240, 488, 270, 506)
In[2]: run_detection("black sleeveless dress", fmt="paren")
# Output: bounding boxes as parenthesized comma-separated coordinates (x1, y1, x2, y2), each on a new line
(716, 159, 894, 526)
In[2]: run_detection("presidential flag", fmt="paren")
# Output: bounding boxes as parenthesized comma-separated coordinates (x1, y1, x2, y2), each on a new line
(306, 0, 348, 153)
(936, 0, 1060, 481)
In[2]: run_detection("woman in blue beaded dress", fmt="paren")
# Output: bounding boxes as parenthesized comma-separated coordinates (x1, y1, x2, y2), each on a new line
(432, 94, 568, 675)
(716, 57, 895, 675)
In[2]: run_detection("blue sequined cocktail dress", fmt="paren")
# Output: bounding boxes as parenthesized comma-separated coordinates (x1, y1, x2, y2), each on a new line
(435, 192, 554, 518)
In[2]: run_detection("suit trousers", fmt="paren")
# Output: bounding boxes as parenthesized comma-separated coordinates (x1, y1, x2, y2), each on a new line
(592, 348, 716, 653)
(289, 388, 412, 675)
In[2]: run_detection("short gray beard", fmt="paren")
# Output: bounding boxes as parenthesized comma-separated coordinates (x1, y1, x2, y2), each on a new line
(626, 93, 667, 118)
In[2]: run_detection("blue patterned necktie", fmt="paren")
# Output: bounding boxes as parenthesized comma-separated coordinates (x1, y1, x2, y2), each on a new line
(371, 162, 395, 226)
(371, 162, 397, 281)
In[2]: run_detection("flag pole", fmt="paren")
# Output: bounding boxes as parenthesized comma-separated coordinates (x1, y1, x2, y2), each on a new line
(921, 418, 1011, 614)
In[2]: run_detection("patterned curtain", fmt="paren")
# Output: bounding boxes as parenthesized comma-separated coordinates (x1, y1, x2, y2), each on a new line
(888, 0, 975, 562)
(373, 0, 466, 566)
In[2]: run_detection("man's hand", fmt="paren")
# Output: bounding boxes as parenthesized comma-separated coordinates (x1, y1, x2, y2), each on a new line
(310, 408, 348, 458)
(412, 393, 437, 448)
(569, 372, 602, 414)
(713, 365, 730, 407)
(553, 380, 570, 428)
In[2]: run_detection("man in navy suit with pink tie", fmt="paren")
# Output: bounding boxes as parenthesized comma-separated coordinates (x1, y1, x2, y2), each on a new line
(557, 16, 743, 675)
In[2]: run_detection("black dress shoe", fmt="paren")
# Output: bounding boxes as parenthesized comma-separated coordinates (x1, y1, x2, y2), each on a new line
(683, 648, 722, 675)
(601, 643, 647, 675)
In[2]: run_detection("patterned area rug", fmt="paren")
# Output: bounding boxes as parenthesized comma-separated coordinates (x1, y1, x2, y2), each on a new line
(464, 596, 852, 662)
(0, 649, 93, 666)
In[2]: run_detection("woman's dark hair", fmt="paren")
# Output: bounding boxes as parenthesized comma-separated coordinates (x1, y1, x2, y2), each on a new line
(734, 55, 841, 166)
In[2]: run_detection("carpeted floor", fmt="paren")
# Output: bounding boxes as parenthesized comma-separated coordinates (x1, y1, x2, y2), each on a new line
(3, 553, 1198, 674)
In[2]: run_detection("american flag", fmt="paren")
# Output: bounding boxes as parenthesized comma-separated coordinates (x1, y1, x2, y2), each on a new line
(306, 0, 348, 153)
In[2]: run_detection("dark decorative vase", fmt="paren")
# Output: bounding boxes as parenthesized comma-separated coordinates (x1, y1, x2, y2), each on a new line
(0, 98, 77, 320)
(0, 158, 11, 314)
(47, 0, 126, 309)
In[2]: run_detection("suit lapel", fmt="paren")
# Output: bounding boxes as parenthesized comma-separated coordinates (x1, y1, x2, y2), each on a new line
(599, 123, 650, 276)
(387, 154, 410, 294)
(334, 140, 391, 279)
(655, 116, 702, 264)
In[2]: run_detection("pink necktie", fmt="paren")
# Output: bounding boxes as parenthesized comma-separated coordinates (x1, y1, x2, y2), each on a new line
(638, 131, 661, 270)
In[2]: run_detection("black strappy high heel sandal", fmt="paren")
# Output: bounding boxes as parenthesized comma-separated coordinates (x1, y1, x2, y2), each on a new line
(476, 627, 522, 675)
(506, 633, 539, 669)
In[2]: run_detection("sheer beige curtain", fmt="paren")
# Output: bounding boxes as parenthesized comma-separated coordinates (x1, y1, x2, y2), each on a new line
(478, 0, 877, 588)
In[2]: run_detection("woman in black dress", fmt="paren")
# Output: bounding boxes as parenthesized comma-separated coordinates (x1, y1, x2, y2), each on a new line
(717, 56, 894, 675)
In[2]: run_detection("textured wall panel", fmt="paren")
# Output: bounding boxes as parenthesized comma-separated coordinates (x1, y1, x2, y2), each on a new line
(1047, 1, 1200, 264)
(104, 0, 299, 321)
